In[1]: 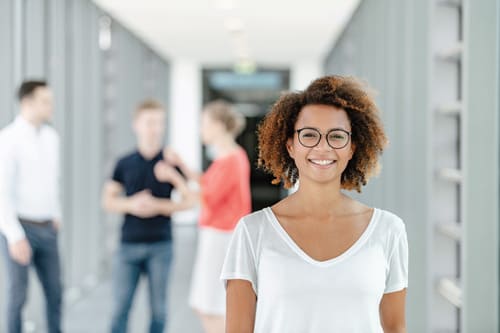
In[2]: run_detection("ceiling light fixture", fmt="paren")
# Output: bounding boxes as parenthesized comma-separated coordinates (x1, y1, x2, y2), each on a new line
(214, 0, 236, 10)
(224, 17, 245, 33)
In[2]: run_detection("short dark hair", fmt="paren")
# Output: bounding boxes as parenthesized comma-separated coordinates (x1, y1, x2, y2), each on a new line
(17, 80, 48, 101)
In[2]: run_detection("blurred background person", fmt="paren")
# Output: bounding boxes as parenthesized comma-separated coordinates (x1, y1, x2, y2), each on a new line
(0, 80, 63, 333)
(101, 100, 194, 333)
(155, 100, 251, 333)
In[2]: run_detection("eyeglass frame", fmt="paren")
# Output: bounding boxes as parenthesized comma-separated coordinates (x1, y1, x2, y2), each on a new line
(295, 127, 352, 149)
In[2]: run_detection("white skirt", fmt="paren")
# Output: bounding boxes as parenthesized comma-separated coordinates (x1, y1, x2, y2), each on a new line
(189, 226, 233, 315)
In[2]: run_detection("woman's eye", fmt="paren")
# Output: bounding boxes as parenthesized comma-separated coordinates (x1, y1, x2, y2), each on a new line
(329, 132, 346, 141)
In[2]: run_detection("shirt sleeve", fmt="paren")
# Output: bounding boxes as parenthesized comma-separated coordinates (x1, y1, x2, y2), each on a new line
(201, 158, 237, 209)
(112, 160, 124, 184)
(384, 226, 409, 293)
(0, 133, 25, 244)
(52, 133, 62, 222)
(220, 219, 258, 294)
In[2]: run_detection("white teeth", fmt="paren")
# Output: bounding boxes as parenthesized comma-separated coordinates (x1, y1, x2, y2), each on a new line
(310, 159, 334, 165)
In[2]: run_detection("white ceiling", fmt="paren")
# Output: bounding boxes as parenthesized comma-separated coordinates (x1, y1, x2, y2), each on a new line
(93, 0, 360, 66)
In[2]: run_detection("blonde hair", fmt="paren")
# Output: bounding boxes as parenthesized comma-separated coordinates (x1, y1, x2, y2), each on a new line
(204, 99, 246, 137)
(134, 99, 165, 117)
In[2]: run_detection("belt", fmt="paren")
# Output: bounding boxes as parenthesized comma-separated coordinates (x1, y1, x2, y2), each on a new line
(18, 218, 53, 227)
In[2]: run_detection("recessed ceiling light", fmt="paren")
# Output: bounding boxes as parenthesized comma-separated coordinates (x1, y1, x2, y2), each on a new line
(224, 17, 245, 33)
(213, 0, 236, 10)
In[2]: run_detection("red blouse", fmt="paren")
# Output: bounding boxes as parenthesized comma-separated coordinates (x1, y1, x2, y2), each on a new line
(199, 147, 251, 231)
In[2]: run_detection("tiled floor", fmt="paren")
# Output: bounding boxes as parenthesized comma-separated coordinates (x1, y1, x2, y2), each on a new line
(64, 225, 204, 333)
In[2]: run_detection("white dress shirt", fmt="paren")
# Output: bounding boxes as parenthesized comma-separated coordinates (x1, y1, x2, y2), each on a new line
(0, 115, 61, 244)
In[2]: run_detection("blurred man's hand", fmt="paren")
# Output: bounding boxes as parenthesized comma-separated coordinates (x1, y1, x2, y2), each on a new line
(128, 190, 159, 218)
(154, 161, 179, 183)
(53, 219, 61, 231)
(162, 147, 182, 165)
(9, 238, 32, 266)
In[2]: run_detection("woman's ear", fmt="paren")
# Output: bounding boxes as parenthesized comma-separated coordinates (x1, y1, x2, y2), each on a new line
(286, 138, 295, 159)
(349, 143, 356, 160)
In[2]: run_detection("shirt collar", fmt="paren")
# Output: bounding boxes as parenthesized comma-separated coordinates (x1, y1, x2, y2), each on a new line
(14, 115, 44, 134)
(136, 149, 163, 162)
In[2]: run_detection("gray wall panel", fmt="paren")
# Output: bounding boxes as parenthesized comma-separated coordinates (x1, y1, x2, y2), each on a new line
(462, 0, 499, 331)
(0, 0, 14, 126)
(66, 0, 102, 288)
(24, 0, 47, 78)
(0, 0, 13, 322)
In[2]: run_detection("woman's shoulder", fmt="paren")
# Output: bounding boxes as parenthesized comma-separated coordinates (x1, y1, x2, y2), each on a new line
(338, 198, 406, 238)
(228, 146, 250, 166)
(236, 208, 275, 236)
(373, 208, 406, 236)
(239, 207, 273, 226)
(211, 146, 249, 168)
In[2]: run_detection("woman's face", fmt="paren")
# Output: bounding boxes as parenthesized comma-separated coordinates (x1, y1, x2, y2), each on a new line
(201, 111, 224, 145)
(287, 104, 354, 186)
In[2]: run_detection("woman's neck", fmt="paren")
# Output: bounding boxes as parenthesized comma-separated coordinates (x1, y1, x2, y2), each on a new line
(137, 142, 161, 160)
(287, 180, 351, 218)
(212, 135, 238, 158)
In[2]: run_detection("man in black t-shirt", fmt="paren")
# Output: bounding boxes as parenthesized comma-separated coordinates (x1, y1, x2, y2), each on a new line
(102, 100, 194, 333)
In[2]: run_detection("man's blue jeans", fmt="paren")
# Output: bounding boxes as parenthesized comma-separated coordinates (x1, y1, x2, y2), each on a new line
(0, 222, 63, 333)
(110, 241, 173, 333)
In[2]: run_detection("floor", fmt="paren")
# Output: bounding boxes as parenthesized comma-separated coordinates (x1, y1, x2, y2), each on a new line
(62, 224, 204, 333)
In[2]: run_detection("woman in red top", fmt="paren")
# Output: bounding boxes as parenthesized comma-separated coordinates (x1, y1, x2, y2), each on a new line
(155, 100, 251, 333)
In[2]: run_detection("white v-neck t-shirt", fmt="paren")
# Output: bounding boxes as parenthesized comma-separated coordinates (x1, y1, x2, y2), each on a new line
(221, 207, 408, 333)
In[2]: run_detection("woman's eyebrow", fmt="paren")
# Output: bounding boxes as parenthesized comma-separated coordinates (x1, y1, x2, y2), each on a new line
(300, 126, 351, 132)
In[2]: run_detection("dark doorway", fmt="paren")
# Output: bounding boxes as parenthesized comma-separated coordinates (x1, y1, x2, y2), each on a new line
(201, 68, 290, 211)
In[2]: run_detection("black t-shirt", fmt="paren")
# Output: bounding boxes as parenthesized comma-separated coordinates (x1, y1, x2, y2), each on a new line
(112, 149, 175, 243)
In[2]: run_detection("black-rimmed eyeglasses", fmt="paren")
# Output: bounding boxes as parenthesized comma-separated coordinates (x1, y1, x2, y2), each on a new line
(295, 127, 351, 149)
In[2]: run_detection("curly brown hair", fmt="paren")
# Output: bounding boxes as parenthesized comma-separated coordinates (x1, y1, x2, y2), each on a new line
(257, 75, 388, 192)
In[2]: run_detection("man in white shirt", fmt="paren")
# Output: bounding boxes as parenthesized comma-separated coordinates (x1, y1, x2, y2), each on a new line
(0, 80, 63, 333)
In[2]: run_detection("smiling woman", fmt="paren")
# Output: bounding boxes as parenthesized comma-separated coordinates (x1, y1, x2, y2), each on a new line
(221, 75, 408, 333)
(256, 76, 387, 192)
(286, 104, 355, 187)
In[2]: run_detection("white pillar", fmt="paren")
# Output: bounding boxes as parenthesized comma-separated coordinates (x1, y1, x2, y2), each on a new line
(168, 59, 202, 224)
(169, 59, 202, 170)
